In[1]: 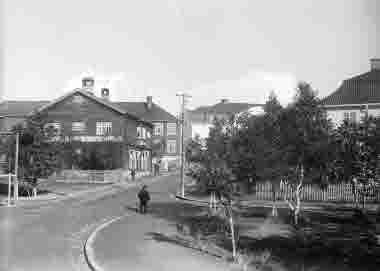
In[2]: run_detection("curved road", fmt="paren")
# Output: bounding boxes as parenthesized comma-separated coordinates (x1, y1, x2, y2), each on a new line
(0, 174, 175, 271)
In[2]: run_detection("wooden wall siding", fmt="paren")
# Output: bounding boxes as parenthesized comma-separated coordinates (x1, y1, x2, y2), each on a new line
(249, 182, 380, 203)
(45, 94, 126, 137)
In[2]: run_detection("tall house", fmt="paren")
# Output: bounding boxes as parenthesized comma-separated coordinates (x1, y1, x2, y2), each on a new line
(115, 96, 185, 171)
(322, 58, 380, 125)
(188, 99, 264, 139)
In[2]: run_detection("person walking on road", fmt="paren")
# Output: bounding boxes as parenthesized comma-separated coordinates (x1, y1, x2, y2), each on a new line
(138, 185, 150, 214)
(131, 169, 136, 181)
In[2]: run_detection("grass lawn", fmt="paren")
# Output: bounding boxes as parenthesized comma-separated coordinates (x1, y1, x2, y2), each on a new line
(147, 195, 380, 271)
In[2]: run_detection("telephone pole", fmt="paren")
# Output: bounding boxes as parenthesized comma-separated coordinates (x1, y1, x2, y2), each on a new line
(176, 92, 191, 197)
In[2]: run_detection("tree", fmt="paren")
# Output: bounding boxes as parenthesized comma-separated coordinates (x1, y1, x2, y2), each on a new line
(6, 113, 61, 196)
(331, 117, 380, 209)
(274, 82, 333, 224)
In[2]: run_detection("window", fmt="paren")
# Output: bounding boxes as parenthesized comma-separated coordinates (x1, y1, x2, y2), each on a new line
(167, 123, 177, 136)
(147, 130, 151, 138)
(44, 122, 61, 135)
(96, 122, 112, 135)
(167, 140, 177, 153)
(343, 112, 357, 123)
(350, 112, 357, 123)
(137, 126, 146, 138)
(154, 123, 163, 136)
(71, 122, 86, 133)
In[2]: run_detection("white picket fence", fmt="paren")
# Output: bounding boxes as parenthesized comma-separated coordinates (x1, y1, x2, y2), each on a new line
(251, 182, 380, 203)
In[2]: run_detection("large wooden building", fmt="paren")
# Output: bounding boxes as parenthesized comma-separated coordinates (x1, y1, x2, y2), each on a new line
(0, 77, 155, 172)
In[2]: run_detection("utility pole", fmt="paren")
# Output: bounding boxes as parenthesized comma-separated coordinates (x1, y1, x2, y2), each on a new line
(14, 132, 19, 201)
(176, 92, 191, 197)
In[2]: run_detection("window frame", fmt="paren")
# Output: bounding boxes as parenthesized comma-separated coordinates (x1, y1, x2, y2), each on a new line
(167, 122, 177, 136)
(153, 122, 163, 136)
(96, 121, 112, 136)
(166, 139, 177, 154)
(71, 121, 86, 133)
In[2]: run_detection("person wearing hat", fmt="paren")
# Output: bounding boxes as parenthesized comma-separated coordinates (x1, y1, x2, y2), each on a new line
(137, 185, 150, 214)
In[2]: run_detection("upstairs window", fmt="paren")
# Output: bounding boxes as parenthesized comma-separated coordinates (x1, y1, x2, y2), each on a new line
(166, 139, 177, 153)
(71, 122, 86, 133)
(167, 123, 177, 136)
(154, 123, 163, 136)
(137, 126, 146, 138)
(44, 122, 61, 135)
(96, 122, 112, 136)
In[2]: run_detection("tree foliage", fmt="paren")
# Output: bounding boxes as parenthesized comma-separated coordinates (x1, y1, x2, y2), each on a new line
(5, 113, 62, 187)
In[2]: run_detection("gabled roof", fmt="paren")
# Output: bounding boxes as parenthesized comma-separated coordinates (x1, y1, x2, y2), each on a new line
(0, 100, 49, 116)
(322, 69, 380, 106)
(190, 102, 264, 114)
(115, 102, 178, 122)
(0, 89, 153, 127)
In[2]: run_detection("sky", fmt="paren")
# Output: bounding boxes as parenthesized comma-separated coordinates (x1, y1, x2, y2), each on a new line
(1, 0, 379, 115)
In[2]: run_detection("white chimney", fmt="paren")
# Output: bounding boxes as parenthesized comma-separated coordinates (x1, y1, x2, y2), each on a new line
(146, 96, 153, 109)
(82, 76, 95, 95)
(101, 88, 110, 100)
(370, 58, 380, 70)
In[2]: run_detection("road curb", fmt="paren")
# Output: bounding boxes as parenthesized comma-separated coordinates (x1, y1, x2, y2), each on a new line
(84, 215, 128, 271)
(83, 173, 175, 271)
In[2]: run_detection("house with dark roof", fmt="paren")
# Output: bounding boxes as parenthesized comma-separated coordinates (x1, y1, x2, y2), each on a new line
(322, 58, 380, 125)
(188, 98, 264, 139)
(0, 77, 156, 173)
(115, 96, 186, 171)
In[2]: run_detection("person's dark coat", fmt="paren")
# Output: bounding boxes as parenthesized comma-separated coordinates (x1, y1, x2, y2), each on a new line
(138, 188, 150, 204)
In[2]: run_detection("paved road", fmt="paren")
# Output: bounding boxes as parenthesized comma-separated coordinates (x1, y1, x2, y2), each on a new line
(0, 174, 175, 271)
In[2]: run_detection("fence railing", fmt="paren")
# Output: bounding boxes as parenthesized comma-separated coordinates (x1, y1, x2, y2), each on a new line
(250, 182, 380, 203)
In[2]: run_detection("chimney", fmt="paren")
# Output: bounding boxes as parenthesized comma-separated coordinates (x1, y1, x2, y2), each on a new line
(370, 58, 380, 70)
(221, 98, 229, 104)
(101, 88, 110, 100)
(82, 76, 95, 94)
(146, 96, 153, 109)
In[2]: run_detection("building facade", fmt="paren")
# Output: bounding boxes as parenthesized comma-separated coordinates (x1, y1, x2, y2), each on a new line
(0, 77, 153, 173)
(188, 99, 264, 139)
(115, 96, 189, 171)
(322, 58, 380, 125)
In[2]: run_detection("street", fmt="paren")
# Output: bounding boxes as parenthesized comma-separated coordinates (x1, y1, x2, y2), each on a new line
(0, 174, 179, 271)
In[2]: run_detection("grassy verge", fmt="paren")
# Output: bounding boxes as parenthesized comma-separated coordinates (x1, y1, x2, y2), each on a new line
(147, 196, 380, 271)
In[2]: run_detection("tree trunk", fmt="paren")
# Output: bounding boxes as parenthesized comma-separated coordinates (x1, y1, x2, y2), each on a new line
(229, 212, 237, 260)
(294, 165, 304, 225)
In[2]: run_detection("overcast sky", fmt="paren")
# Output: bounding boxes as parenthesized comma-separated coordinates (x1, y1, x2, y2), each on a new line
(1, 0, 379, 114)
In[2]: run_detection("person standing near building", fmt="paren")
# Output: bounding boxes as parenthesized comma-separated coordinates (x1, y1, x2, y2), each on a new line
(137, 185, 150, 214)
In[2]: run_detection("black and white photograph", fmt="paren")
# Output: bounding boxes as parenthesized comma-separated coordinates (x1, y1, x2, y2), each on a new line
(0, 1, 379, 270)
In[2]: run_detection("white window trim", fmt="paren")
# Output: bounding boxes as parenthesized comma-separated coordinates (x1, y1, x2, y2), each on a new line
(166, 140, 177, 153)
(154, 123, 163, 136)
(96, 122, 112, 136)
(71, 121, 86, 133)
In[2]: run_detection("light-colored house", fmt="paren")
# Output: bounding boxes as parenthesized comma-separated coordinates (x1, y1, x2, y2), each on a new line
(322, 58, 380, 125)
(188, 99, 264, 139)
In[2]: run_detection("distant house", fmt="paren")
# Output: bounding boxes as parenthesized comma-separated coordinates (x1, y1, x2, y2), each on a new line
(0, 77, 153, 172)
(322, 58, 380, 125)
(115, 96, 187, 171)
(188, 99, 264, 139)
